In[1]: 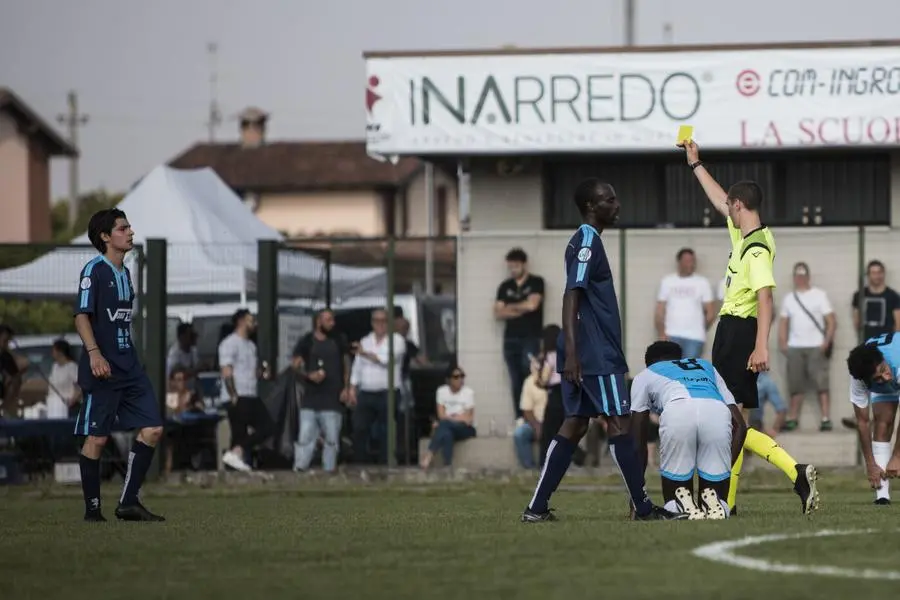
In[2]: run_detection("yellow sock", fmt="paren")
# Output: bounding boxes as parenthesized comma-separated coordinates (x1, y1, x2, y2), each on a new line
(727, 450, 743, 510)
(743, 427, 798, 482)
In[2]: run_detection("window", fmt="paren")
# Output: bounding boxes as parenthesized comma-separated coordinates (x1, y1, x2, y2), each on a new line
(543, 151, 890, 228)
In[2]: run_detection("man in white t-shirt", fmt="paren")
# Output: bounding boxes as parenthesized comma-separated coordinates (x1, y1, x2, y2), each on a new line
(655, 248, 715, 358)
(777, 262, 836, 432)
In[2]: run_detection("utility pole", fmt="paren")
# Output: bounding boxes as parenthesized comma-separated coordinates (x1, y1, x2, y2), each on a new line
(58, 91, 89, 230)
(624, 0, 636, 46)
(206, 42, 223, 143)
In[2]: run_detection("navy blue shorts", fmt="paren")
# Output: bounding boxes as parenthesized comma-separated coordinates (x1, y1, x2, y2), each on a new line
(74, 372, 162, 436)
(561, 373, 631, 418)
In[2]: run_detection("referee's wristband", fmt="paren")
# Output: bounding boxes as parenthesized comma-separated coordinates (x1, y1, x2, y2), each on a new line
(689, 160, 704, 171)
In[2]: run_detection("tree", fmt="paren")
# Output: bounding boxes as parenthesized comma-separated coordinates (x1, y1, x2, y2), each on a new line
(52, 189, 125, 242)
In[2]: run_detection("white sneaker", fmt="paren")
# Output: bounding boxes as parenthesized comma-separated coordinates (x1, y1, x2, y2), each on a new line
(223, 450, 252, 472)
(675, 486, 706, 520)
(700, 487, 727, 520)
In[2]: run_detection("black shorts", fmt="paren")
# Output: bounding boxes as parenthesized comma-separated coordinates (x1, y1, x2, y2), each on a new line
(712, 315, 760, 409)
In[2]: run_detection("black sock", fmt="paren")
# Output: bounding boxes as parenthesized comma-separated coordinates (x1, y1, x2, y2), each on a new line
(608, 434, 653, 517)
(120, 441, 155, 506)
(79, 454, 102, 514)
(527, 435, 575, 514)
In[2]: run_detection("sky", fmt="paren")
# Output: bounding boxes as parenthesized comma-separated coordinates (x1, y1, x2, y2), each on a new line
(2, 0, 900, 199)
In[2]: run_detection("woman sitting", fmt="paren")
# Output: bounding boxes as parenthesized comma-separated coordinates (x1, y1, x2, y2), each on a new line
(420, 365, 476, 470)
(164, 366, 203, 475)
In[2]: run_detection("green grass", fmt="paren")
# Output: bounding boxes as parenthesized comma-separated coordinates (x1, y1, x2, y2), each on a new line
(1, 469, 897, 600)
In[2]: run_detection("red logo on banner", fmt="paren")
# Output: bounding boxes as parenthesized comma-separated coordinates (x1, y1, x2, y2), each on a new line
(366, 76, 382, 114)
(736, 70, 761, 97)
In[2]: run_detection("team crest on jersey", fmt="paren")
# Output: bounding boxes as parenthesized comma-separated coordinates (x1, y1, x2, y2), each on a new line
(79, 277, 91, 290)
(577, 247, 592, 262)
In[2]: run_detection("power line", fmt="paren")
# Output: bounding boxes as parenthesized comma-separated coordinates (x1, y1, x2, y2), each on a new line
(206, 42, 223, 142)
(57, 91, 89, 228)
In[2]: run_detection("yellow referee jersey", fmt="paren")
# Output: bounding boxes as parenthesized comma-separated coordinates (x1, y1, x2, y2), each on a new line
(719, 217, 776, 319)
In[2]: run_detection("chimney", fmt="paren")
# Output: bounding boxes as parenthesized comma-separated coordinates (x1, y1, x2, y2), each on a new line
(238, 107, 268, 148)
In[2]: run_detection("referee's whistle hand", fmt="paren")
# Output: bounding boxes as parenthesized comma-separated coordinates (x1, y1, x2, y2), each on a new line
(747, 347, 769, 373)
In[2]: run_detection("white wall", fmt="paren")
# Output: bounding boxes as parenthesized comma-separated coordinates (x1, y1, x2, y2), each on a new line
(458, 155, 900, 434)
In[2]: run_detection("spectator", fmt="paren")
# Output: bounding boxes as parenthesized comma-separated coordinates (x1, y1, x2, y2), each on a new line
(844, 261, 900, 431)
(219, 309, 273, 472)
(291, 309, 351, 473)
(0, 325, 27, 418)
(513, 324, 561, 469)
(396, 315, 423, 464)
(166, 323, 200, 386)
(752, 372, 788, 437)
(419, 365, 476, 469)
(655, 248, 715, 358)
(778, 262, 836, 431)
(494, 248, 545, 420)
(349, 309, 406, 464)
(164, 366, 203, 475)
(46, 339, 80, 419)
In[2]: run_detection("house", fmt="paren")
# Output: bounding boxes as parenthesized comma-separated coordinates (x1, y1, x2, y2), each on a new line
(0, 88, 77, 243)
(168, 107, 459, 239)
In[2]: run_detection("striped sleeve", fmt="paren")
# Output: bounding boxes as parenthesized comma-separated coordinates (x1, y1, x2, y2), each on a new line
(73, 259, 101, 316)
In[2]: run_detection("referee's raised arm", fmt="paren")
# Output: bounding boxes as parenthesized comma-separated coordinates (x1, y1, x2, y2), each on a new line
(679, 141, 729, 218)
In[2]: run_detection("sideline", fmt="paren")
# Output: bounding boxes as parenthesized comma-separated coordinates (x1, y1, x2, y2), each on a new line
(691, 529, 900, 581)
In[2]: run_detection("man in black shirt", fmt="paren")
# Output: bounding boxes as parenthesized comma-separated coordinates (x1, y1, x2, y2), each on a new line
(291, 309, 352, 473)
(494, 248, 545, 419)
(0, 325, 27, 418)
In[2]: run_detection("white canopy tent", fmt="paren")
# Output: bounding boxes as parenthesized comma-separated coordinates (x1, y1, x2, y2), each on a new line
(0, 166, 386, 302)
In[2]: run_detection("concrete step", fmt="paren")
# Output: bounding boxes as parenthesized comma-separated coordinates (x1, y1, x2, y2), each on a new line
(749, 431, 858, 469)
(419, 435, 520, 470)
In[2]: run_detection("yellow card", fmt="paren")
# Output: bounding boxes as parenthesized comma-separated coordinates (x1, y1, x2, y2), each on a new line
(676, 125, 694, 144)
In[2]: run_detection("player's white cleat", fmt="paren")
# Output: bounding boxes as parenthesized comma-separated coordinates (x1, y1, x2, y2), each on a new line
(700, 487, 727, 520)
(675, 486, 706, 520)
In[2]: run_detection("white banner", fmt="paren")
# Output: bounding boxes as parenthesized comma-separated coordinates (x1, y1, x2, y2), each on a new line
(364, 46, 900, 154)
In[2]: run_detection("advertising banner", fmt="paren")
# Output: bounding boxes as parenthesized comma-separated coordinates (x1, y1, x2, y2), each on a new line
(364, 45, 900, 154)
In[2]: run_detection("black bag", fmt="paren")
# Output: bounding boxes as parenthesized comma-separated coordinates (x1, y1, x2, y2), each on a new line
(792, 292, 833, 359)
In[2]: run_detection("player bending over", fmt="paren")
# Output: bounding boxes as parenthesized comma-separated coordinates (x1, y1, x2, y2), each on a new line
(521, 179, 686, 523)
(679, 140, 818, 516)
(630, 341, 747, 520)
(846, 333, 900, 505)
(74, 209, 165, 522)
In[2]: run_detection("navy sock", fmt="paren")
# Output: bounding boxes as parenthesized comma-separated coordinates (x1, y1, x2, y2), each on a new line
(527, 435, 575, 513)
(79, 454, 102, 514)
(120, 441, 155, 506)
(609, 434, 652, 517)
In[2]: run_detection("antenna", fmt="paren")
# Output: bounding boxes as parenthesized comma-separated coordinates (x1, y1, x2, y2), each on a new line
(206, 42, 223, 143)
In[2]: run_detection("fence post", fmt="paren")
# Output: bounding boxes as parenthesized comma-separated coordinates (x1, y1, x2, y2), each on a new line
(324, 248, 333, 309)
(386, 236, 397, 468)
(856, 225, 866, 467)
(258, 240, 279, 377)
(619, 229, 627, 354)
(145, 238, 167, 479)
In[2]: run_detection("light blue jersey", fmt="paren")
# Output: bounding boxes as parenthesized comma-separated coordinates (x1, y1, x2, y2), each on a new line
(630, 358, 736, 415)
(850, 333, 900, 407)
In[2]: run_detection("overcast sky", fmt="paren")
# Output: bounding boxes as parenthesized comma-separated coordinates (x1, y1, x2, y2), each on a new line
(2, 0, 899, 198)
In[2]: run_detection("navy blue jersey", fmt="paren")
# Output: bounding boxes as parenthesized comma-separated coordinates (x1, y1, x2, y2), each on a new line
(557, 224, 628, 375)
(74, 256, 139, 388)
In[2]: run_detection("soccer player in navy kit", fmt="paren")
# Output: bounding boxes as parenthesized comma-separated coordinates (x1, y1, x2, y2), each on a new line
(522, 179, 686, 522)
(74, 209, 165, 522)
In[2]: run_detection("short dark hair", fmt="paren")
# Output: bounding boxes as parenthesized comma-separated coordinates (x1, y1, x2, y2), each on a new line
(0, 324, 14, 339)
(87, 208, 127, 254)
(574, 178, 614, 216)
(676, 248, 695, 261)
(505, 247, 528, 263)
(644, 340, 683, 367)
(867, 260, 886, 274)
(541, 324, 561, 354)
(176, 323, 193, 338)
(726, 181, 763, 212)
(231, 309, 251, 328)
(52, 338, 75, 361)
(445, 364, 465, 379)
(847, 343, 884, 384)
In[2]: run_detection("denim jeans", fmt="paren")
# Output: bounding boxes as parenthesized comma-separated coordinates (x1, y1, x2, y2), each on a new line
(503, 337, 540, 418)
(751, 372, 787, 426)
(513, 421, 538, 469)
(294, 409, 343, 472)
(428, 419, 476, 466)
(667, 336, 705, 359)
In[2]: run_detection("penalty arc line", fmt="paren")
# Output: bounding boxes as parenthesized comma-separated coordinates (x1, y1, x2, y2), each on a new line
(691, 528, 900, 581)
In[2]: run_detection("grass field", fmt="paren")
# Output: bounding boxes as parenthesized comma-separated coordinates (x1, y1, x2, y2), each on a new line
(1, 468, 897, 600)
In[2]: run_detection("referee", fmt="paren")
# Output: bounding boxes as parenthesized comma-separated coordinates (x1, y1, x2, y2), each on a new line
(680, 140, 819, 516)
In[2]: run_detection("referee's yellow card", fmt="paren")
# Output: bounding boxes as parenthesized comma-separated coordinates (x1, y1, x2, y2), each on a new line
(676, 125, 694, 144)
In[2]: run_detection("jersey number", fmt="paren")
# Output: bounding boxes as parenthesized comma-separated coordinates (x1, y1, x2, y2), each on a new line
(872, 333, 895, 347)
(673, 358, 704, 371)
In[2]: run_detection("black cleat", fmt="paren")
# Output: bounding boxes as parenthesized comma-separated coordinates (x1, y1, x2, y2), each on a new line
(793, 463, 820, 515)
(84, 511, 107, 522)
(115, 502, 166, 522)
(521, 507, 557, 523)
(633, 504, 690, 521)
(874, 498, 891, 506)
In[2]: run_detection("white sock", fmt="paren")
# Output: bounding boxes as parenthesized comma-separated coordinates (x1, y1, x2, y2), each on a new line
(873, 441, 891, 500)
(664, 499, 679, 513)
